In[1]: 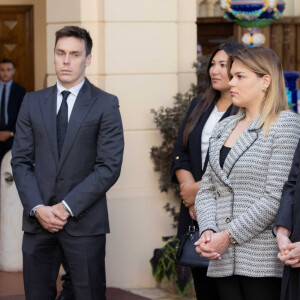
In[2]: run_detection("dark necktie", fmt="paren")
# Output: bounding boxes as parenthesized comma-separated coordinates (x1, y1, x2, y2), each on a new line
(57, 91, 71, 158)
(0, 85, 6, 129)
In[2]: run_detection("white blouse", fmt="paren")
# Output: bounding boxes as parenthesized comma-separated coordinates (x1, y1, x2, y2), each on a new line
(201, 105, 225, 168)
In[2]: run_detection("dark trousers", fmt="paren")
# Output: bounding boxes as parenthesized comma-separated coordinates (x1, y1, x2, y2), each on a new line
(281, 266, 300, 300)
(22, 230, 106, 300)
(192, 267, 220, 300)
(60, 257, 75, 299)
(215, 275, 281, 300)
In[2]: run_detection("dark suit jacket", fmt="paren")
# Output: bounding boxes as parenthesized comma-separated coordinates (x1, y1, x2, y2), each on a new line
(0, 81, 26, 158)
(171, 97, 236, 238)
(274, 138, 300, 300)
(5, 82, 26, 132)
(11, 79, 124, 236)
(275, 138, 300, 241)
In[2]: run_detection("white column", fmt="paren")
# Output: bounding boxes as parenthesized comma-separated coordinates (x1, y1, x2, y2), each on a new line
(294, 0, 300, 16)
(178, 0, 197, 92)
(103, 0, 179, 288)
(283, 0, 299, 16)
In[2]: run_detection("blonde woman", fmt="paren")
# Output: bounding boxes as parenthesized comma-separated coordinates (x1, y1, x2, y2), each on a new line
(194, 47, 300, 300)
(171, 43, 243, 299)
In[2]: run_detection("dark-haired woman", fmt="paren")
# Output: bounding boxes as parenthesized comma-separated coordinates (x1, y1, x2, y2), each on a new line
(171, 42, 244, 299)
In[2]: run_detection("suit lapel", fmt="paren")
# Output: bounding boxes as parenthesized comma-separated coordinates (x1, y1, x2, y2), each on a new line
(220, 103, 238, 122)
(223, 114, 260, 177)
(57, 80, 94, 172)
(39, 85, 59, 166)
(209, 110, 247, 188)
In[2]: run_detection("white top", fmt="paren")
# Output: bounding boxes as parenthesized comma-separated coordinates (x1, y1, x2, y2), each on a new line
(201, 105, 225, 168)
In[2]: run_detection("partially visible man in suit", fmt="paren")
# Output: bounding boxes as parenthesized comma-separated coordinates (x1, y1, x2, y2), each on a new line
(0, 59, 26, 162)
(11, 26, 124, 300)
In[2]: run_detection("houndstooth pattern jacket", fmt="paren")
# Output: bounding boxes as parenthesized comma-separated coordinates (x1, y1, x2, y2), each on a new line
(195, 109, 300, 278)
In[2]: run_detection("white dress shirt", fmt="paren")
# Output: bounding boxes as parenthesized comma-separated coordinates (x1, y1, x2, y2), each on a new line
(56, 79, 85, 120)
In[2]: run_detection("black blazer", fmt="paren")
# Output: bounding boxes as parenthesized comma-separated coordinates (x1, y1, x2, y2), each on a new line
(171, 97, 235, 238)
(11, 79, 124, 236)
(274, 139, 300, 300)
(5, 82, 26, 132)
(275, 137, 300, 242)
(0, 82, 26, 156)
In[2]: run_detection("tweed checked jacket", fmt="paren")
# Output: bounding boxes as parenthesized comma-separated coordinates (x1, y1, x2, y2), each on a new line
(195, 109, 300, 278)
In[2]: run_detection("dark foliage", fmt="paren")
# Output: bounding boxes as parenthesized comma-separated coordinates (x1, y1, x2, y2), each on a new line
(175, 265, 193, 295)
(150, 248, 164, 275)
(150, 55, 209, 227)
(150, 236, 193, 297)
(150, 236, 178, 283)
(149, 56, 209, 296)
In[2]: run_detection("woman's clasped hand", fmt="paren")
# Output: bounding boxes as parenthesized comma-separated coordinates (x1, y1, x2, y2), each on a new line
(276, 226, 300, 268)
(195, 230, 230, 260)
(278, 243, 300, 268)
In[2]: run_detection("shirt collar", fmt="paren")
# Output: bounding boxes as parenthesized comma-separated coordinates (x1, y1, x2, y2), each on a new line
(56, 79, 85, 97)
(0, 80, 13, 88)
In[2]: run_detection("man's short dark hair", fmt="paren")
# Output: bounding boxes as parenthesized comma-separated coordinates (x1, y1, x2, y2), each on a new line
(0, 59, 14, 67)
(55, 26, 93, 56)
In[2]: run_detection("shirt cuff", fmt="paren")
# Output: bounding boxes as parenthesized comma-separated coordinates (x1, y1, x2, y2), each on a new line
(62, 200, 74, 217)
(272, 225, 278, 236)
(30, 204, 45, 217)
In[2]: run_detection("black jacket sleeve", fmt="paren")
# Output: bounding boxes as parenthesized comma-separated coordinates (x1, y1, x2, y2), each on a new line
(8, 82, 26, 133)
(170, 98, 199, 183)
(274, 138, 300, 231)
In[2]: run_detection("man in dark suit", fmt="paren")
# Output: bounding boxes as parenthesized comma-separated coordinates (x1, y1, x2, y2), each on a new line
(0, 59, 26, 162)
(11, 26, 124, 300)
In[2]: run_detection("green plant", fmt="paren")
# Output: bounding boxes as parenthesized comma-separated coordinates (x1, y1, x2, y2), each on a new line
(150, 88, 196, 227)
(150, 55, 209, 227)
(149, 55, 209, 296)
(150, 236, 193, 297)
